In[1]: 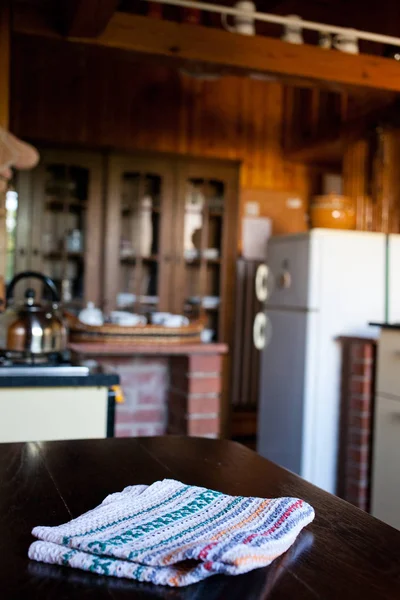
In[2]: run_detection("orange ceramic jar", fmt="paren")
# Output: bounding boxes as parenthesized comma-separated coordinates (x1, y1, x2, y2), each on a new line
(310, 194, 356, 230)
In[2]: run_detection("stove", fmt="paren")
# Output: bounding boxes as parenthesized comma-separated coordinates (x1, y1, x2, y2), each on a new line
(0, 350, 89, 376)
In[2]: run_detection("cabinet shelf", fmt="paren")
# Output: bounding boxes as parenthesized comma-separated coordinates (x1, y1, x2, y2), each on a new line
(121, 206, 161, 216)
(185, 302, 220, 311)
(45, 199, 87, 211)
(120, 254, 159, 264)
(185, 257, 221, 265)
(43, 251, 84, 260)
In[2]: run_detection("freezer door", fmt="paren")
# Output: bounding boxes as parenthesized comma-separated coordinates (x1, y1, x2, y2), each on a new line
(267, 234, 319, 310)
(257, 309, 308, 475)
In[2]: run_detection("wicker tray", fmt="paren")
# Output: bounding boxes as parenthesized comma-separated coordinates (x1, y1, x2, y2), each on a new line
(65, 312, 205, 344)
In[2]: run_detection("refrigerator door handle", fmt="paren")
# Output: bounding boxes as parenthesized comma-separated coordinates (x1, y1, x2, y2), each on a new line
(277, 270, 292, 290)
(253, 313, 272, 350)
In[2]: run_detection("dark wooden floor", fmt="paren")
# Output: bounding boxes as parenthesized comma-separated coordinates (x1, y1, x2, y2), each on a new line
(1, 436, 400, 599)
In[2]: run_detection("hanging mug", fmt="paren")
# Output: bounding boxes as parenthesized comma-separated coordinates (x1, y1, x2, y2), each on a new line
(333, 33, 359, 54)
(319, 32, 332, 49)
(281, 15, 304, 45)
(222, 1, 256, 36)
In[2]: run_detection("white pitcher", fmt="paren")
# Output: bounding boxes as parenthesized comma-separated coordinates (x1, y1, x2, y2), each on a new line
(222, 1, 256, 36)
(281, 15, 304, 45)
(333, 33, 359, 54)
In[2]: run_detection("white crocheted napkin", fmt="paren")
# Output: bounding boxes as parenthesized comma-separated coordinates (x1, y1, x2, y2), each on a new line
(29, 479, 315, 587)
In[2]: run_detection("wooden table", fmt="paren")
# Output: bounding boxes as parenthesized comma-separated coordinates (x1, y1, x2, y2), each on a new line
(1, 437, 400, 599)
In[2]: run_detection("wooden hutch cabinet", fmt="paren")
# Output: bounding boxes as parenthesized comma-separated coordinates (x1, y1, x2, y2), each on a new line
(12, 149, 239, 347)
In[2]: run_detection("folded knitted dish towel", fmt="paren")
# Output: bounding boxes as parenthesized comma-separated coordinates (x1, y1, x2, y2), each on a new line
(28, 479, 315, 587)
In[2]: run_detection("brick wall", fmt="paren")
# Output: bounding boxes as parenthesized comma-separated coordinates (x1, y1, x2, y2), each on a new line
(168, 354, 222, 438)
(94, 352, 224, 438)
(96, 357, 169, 437)
(337, 337, 376, 511)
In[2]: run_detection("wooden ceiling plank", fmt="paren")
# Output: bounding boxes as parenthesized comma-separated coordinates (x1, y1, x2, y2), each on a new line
(13, 6, 400, 94)
(59, 0, 119, 37)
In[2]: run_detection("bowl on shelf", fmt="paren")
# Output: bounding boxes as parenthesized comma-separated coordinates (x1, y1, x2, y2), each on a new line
(203, 248, 220, 259)
(151, 313, 189, 327)
(202, 296, 220, 309)
(187, 296, 201, 305)
(310, 194, 356, 230)
(184, 249, 200, 260)
(110, 311, 147, 326)
(116, 293, 136, 307)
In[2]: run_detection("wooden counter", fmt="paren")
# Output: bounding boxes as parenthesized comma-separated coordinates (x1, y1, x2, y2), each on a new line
(69, 342, 228, 356)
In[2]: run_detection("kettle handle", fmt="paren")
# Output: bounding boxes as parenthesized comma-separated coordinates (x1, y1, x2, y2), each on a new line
(6, 271, 60, 304)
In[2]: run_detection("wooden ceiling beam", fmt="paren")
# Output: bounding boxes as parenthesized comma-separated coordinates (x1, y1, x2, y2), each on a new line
(58, 0, 119, 37)
(13, 5, 400, 94)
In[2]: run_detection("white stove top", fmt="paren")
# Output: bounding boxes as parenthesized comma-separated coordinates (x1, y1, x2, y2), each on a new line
(0, 365, 90, 376)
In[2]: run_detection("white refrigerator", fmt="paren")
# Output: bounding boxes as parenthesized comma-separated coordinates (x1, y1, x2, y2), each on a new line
(257, 229, 400, 494)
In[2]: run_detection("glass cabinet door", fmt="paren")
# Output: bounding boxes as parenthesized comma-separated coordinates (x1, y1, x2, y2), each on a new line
(39, 162, 88, 307)
(104, 156, 173, 315)
(13, 150, 102, 310)
(179, 174, 226, 342)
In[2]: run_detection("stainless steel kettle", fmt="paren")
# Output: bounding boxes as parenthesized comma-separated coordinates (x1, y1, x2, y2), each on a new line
(0, 272, 68, 355)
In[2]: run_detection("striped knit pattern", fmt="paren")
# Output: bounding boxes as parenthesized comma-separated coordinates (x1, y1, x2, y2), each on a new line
(28, 479, 315, 587)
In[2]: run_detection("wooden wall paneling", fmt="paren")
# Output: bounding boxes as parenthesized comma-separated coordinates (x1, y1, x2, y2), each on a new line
(254, 79, 272, 188)
(386, 131, 400, 234)
(266, 83, 285, 188)
(282, 85, 295, 151)
(343, 137, 369, 230)
(379, 129, 400, 234)
(374, 129, 385, 234)
(343, 128, 400, 234)
(0, 0, 10, 285)
(0, 1, 10, 129)
(11, 35, 312, 233)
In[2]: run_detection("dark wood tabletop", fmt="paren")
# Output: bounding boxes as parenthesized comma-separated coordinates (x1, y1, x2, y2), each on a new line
(1, 436, 400, 599)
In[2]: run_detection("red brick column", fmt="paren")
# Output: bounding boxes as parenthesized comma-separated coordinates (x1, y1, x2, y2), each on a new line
(168, 354, 222, 438)
(337, 337, 376, 511)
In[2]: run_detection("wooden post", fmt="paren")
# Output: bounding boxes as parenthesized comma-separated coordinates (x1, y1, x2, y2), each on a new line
(0, 1, 9, 129)
(0, 0, 10, 293)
